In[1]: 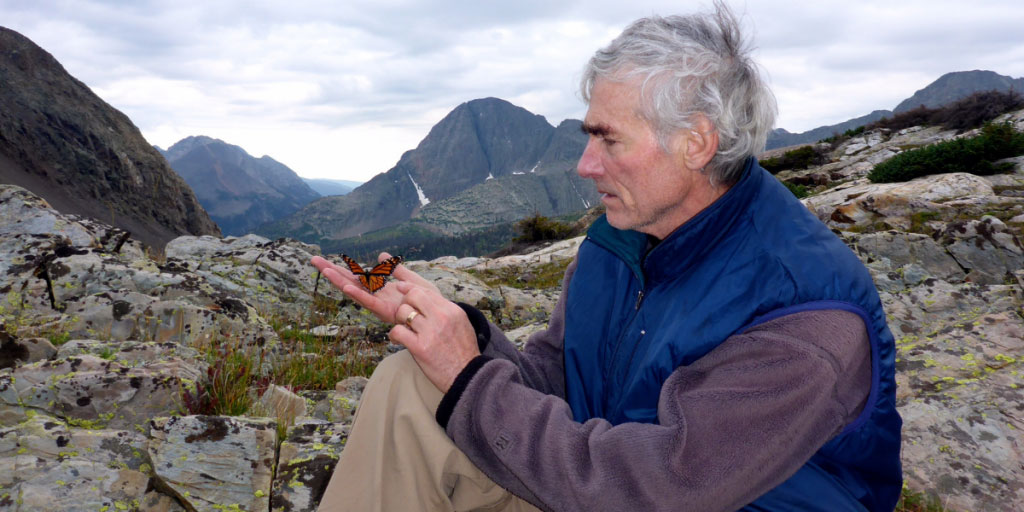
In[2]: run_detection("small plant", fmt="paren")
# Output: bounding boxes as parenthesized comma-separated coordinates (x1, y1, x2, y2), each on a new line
(868, 122, 1024, 183)
(759, 145, 829, 174)
(513, 213, 575, 244)
(97, 346, 117, 361)
(782, 181, 810, 199)
(182, 337, 271, 416)
(895, 485, 950, 512)
(468, 258, 571, 291)
(909, 211, 942, 234)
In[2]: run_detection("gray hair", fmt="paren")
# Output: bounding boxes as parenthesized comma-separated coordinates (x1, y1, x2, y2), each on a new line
(581, 2, 777, 185)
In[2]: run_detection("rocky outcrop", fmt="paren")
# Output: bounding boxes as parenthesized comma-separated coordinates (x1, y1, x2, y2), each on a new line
(0, 27, 220, 249)
(0, 182, 565, 511)
(2, 103, 1024, 509)
(163, 136, 321, 236)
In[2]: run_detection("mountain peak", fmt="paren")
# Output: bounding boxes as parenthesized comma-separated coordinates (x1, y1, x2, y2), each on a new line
(164, 135, 319, 236)
(894, 70, 1024, 113)
(0, 26, 220, 247)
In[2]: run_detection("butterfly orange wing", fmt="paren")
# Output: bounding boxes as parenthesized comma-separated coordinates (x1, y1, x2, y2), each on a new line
(364, 256, 403, 293)
(340, 254, 402, 293)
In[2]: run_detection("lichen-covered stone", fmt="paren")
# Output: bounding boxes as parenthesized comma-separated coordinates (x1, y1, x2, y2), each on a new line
(271, 420, 349, 512)
(0, 354, 202, 430)
(149, 415, 276, 512)
(0, 413, 151, 511)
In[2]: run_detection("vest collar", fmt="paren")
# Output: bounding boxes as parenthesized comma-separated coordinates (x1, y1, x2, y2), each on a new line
(586, 157, 763, 286)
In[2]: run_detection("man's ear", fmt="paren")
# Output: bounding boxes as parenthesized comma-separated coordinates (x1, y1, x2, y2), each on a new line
(677, 115, 719, 172)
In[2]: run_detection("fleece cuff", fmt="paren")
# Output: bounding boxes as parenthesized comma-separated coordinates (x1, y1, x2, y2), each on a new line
(436, 354, 492, 429)
(457, 302, 491, 352)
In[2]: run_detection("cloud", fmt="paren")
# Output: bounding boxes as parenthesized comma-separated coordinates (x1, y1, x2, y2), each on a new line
(3, 0, 1024, 179)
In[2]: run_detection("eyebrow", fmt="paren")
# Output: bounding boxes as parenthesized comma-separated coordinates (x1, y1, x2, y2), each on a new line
(580, 122, 614, 137)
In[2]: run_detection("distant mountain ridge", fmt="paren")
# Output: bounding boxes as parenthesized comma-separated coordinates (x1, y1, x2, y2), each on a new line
(258, 98, 597, 252)
(162, 136, 320, 236)
(766, 70, 1024, 150)
(0, 26, 220, 247)
(301, 178, 357, 197)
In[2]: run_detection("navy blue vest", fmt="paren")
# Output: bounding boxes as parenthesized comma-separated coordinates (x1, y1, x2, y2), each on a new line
(563, 158, 902, 511)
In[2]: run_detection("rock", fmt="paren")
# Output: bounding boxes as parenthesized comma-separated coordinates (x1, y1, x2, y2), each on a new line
(886, 278, 1024, 511)
(56, 339, 203, 366)
(165, 234, 274, 260)
(271, 420, 350, 512)
(0, 413, 152, 511)
(469, 236, 583, 270)
(329, 377, 368, 425)
(258, 384, 307, 425)
(938, 217, 1024, 284)
(0, 354, 203, 430)
(0, 330, 56, 369)
(503, 322, 549, 351)
(847, 231, 965, 282)
(149, 415, 277, 512)
(0, 185, 100, 248)
(495, 285, 560, 328)
(805, 173, 995, 230)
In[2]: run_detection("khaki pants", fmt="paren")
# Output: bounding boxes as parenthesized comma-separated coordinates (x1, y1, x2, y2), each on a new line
(317, 350, 542, 512)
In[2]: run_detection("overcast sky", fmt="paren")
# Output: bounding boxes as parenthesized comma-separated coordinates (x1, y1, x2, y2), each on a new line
(5, 0, 1024, 182)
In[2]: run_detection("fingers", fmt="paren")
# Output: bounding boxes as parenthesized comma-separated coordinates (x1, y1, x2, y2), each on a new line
(399, 285, 443, 316)
(378, 252, 440, 293)
(395, 303, 422, 330)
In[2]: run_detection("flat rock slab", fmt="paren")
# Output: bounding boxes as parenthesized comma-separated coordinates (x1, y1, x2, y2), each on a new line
(271, 420, 350, 512)
(0, 413, 151, 511)
(1, 354, 203, 431)
(149, 415, 276, 512)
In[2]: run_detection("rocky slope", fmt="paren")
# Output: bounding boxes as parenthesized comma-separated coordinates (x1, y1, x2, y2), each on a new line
(258, 99, 596, 252)
(0, 27, 220, 249)
(161, 136, 320, 236)
(2, 109, 1024, 510)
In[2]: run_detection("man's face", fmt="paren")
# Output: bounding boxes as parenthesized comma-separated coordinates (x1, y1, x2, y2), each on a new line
(577, 78, 714, 240)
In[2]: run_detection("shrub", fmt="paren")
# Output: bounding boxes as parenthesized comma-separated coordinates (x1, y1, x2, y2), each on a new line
(868, 122, 1024, 183)
(782, 181, 810, 198)
(759, 145, 829, 174)
(931, 89, 1024, 131)
(869, 90, 1023, 133)
(514, 213, 575, 243)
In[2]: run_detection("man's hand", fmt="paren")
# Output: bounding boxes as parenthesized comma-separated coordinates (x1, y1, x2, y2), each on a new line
(310, 252, 440, 324)
(390, 282, 481, 393)
(310, 253, 479, 393)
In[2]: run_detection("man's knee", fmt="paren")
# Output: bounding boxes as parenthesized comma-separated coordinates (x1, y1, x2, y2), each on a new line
(371, 349, 419, 381)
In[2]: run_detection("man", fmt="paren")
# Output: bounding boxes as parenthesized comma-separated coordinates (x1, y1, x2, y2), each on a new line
(313, 4, 902, 511)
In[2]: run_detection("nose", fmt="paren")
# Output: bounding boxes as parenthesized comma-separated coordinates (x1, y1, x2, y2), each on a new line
(576, 139, 603, 179)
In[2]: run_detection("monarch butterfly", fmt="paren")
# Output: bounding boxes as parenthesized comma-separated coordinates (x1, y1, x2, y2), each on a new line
(340, 254, 403, 293)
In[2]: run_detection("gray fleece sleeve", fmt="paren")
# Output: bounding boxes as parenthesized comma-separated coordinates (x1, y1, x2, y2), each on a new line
(440, 308, 872, 512)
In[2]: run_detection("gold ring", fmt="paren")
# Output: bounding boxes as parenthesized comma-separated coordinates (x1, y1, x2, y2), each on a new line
(404, 310, 419, 327)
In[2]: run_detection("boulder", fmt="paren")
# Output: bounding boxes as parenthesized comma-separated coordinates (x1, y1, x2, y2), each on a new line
(0, 354, 203, 430)
(149, 415, 277, 512)
(0, 413, 152, 511)
(271, 420, 350, 512)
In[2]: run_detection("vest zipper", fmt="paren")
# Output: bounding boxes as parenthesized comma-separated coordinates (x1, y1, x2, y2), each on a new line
(634, 289, 645, 310)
